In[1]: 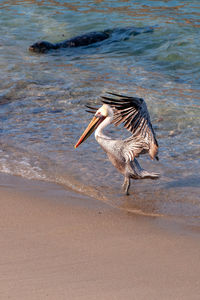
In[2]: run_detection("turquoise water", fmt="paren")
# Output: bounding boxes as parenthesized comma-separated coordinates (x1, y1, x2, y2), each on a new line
(0, 0, 199, 222)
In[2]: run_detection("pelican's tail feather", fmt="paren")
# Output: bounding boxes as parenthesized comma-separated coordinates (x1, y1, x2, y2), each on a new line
(129, 158, 160, 180)
(137, 170, 160, 179)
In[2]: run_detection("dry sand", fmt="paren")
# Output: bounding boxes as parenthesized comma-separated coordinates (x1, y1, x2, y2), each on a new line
(0, 173, 200, 300)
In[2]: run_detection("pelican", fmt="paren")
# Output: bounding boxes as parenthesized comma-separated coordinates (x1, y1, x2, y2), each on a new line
(75, 92, 159, 195)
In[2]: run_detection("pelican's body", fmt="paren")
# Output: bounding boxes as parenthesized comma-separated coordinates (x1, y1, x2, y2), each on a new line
(75, 93, 159, 195)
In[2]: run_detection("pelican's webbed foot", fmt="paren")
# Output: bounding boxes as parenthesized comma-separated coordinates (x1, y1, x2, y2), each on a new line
(122, 177, 130, 195)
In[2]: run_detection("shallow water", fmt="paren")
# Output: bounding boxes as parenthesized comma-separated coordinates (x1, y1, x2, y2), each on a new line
(0, 0, 199, 224)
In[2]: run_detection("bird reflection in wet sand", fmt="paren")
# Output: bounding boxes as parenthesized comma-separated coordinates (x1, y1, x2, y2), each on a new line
(75, 92, 160, 195)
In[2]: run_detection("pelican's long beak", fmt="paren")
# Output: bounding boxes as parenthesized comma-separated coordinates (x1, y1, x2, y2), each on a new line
(74, 115, 105, 148)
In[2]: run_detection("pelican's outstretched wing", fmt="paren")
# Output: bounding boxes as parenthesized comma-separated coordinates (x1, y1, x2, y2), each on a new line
(101, 92, 159, 160)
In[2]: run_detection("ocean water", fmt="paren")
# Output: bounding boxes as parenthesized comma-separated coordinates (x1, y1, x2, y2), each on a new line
(0, 0, 199, 223)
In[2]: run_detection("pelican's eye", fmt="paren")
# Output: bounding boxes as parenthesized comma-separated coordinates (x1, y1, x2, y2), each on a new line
(95, 112, 102, 118)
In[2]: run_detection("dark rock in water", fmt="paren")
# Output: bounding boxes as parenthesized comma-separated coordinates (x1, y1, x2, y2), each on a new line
(29, 26, 155, 53)
(29, 41, 56, 53)
(29, 31, 110, 53)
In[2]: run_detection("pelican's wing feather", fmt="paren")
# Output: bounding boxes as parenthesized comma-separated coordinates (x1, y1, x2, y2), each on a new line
(101, 92, 158, 160)
(85, 104, 98, 114)
(121, 135, 151, 162)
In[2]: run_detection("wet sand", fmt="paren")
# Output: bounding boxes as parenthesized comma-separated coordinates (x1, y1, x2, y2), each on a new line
(0, 173, 200, 300)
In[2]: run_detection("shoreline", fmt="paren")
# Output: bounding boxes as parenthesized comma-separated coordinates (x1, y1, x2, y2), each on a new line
(0, 172, 200, 299)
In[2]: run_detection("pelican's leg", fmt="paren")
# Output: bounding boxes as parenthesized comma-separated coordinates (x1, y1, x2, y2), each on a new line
(122, 176, 130, 195)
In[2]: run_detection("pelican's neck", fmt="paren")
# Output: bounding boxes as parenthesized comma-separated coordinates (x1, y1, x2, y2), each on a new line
(94, 104, 114, 142)
(95, 115, 112, 140)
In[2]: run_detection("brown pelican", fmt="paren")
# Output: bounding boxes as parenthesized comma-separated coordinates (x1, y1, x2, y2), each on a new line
(75, 92, 159, 195)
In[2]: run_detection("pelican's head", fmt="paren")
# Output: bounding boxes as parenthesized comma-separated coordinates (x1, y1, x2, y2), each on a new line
(74, 104, 109, 148)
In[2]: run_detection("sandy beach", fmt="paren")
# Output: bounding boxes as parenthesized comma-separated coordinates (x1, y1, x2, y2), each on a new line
(0, 173, 200, 300)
